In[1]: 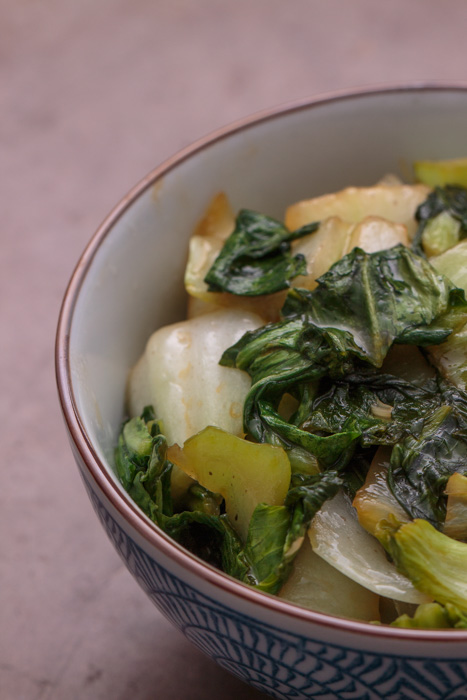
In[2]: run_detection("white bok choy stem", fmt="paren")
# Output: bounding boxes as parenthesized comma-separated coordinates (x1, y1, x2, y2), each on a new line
(308, 490, 431, 604)
(127, 308, 264, 501)
(279, 537, 381, 622)
(128, 308, 263, 446)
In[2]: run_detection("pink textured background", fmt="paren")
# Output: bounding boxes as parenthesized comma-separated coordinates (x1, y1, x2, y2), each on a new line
(2, 2, 467, 697)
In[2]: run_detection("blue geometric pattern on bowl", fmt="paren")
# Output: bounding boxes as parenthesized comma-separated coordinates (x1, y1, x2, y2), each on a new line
(87, 487, 467, 700)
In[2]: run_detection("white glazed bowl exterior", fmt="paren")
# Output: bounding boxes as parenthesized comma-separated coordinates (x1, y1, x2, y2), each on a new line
(57, 85, 467, 700)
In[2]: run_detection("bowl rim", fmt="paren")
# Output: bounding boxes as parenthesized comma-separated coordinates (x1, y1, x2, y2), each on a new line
(56, 82, 467, 644)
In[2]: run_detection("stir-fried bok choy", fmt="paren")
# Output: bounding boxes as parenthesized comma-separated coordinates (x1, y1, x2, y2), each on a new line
(116, 160, 467, 628)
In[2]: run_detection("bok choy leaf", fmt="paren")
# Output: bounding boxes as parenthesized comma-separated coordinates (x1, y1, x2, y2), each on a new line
(388, 381, 467, 527)
(204, 209, 318, 296)
(242, 470, 342, 594)
(221, 246, 467, 467)
(377, 518, 467, 612)
(302, 372, 442, 447)
(115, 408, 341, 594)
(115, 410, 248, 573)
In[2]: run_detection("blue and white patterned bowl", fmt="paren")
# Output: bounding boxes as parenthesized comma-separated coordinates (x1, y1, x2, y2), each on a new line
(56, 85, 467, 700)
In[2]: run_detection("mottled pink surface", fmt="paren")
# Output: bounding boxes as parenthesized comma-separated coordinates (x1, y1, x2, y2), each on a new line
(2, 2, 467, 697)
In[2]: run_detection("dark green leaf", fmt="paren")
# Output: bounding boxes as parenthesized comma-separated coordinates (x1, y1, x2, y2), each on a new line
(204, 209, 318, 296)
(417, 185, 467, 230)
(303, 371, 441, 447)
(163, 511, 248, 573)
(258, 400, 359, 470)
(115, 407, 246, 571)
(388, 384, 467, 527)
(282, 245, 466, 364)
(221, 246, 467, 463)
(115, 407, 345, 594)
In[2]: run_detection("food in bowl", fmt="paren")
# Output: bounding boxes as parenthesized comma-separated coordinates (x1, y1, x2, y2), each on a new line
(115, 157, 467, 629)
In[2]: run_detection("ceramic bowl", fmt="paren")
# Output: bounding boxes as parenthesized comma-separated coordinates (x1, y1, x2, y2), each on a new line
(56, 85, 467, 700)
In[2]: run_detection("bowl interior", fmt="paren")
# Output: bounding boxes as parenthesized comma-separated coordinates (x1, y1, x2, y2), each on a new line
(66, 86, 467, 495)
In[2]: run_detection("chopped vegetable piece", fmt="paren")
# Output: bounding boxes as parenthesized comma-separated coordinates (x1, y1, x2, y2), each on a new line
(185, 193, 236, 298)
(308, 491, 430, 603)
(204, 209, 318, 296)
(421, 211, 461, 257)
(427, 324, 467, 392)
(184, 193, 285, 322)
(285, 184, 430, 240)
(430, 239, 467, 290)
(377, 518, 467, 611)
(279, 536, 381, 621)
(128, 309, 263, 501)
(128, 309, 263, 446)
(290, 216, 351, 291)
(391, 602, 467, 629)
(290, 215, 410, 294)
(414, 157, 467, 188)
(342, 216, 408, 255)
(353, 447, 409, 537)
(115, 409, 248, 572)
(413, 185, 467, 255)
(167, 426, 291, 540)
